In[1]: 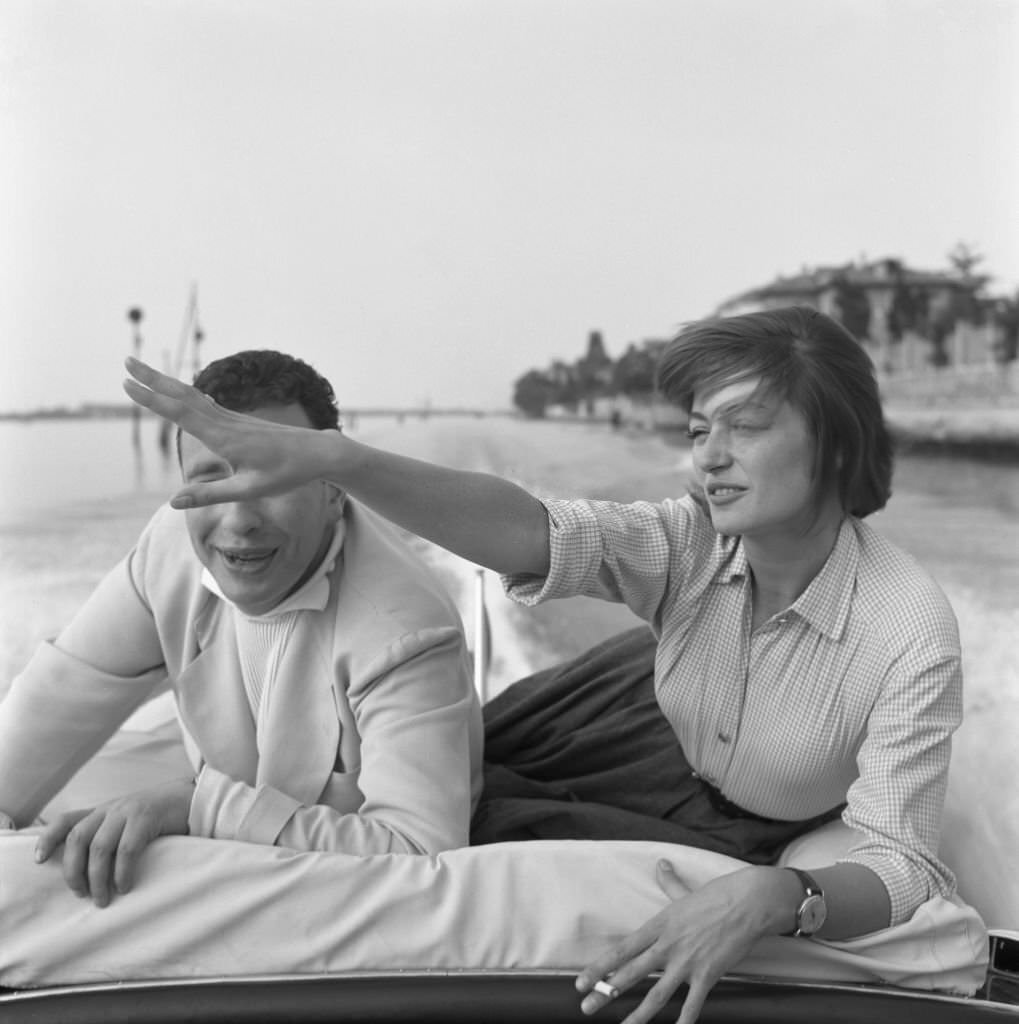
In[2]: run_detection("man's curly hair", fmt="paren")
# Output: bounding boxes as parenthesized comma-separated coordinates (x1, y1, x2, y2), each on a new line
(192, 350, 340, 430)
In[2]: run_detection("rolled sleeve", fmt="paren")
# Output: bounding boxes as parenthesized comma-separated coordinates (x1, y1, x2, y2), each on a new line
(501, 498, 684, 625)
(501, 499, 605, 605)
(839, 649, 962, 924)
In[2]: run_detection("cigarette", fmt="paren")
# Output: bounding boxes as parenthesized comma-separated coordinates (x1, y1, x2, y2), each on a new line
(593, 980, 619, 999)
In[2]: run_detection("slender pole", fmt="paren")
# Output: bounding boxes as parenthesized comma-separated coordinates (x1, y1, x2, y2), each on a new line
(193, 324, 204, 380)
(158, 347, 173, 455)
(127, 307, 144, 447)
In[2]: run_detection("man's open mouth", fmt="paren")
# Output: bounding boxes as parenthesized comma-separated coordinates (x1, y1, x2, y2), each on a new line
(216, 548, 276, 572)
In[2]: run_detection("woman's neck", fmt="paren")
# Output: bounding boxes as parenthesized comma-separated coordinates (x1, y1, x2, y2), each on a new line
(743, 505, 843, 629)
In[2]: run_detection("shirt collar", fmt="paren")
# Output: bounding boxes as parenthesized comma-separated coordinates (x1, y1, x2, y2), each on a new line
(716, 533, 749, 584)
(784, 518, 859, 640)
(201, 517, 346, 620)
(716, 518, 859, 641)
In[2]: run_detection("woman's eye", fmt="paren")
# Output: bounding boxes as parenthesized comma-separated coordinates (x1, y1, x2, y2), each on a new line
(686, 427, 708, 441)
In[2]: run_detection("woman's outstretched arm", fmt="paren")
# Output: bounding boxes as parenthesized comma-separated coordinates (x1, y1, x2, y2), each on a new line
(123, 357, 550, 577)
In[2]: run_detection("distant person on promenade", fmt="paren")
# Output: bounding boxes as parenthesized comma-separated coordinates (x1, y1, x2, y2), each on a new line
(121, 308, 963, 1024)
(0, 349, 482, 908)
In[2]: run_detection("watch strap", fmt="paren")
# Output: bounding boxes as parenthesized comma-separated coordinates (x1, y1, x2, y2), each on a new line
(784, 867, 824, 937)
(788, 867, 822, 898)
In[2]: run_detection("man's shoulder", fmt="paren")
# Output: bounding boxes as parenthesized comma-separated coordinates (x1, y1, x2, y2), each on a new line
(129, 503, 203, 599)
(331, 502, 464, 637)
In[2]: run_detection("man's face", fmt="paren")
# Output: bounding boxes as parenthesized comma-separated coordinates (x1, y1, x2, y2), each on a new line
(179, 402, 342, 616)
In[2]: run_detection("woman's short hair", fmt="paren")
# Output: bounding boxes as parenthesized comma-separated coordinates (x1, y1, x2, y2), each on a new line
(192, 350, 340, 431)
(656, 306, 892, 517)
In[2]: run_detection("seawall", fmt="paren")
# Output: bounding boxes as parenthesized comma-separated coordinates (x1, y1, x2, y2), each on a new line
(884, 406, 1019, 459)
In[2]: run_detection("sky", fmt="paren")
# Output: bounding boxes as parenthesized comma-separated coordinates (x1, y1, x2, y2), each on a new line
(2, 0, 1017, 413)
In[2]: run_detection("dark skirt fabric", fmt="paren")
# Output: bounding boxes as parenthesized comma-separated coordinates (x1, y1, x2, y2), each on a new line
(470, 626, 844, 865)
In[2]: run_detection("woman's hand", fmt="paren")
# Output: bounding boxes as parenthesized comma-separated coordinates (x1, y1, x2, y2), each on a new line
(34, 777, 195, 907)
(576, 861, 794, 1024)
(123, 357, 339, 508)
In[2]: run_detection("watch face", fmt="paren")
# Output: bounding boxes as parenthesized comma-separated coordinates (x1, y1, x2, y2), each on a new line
(799, 894, 827, 935)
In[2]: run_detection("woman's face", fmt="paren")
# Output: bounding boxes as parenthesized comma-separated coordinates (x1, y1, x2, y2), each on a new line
(688, 376, 834, 542)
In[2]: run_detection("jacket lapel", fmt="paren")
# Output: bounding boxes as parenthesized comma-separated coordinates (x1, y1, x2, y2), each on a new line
(174, 598, 259, 785)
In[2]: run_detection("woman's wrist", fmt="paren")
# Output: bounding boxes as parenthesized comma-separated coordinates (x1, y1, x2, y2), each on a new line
(317, 428, 355, 484)
(741, 865, 806, 935)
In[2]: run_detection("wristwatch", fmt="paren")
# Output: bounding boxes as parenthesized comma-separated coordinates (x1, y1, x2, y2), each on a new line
(785, 867, 827, 937)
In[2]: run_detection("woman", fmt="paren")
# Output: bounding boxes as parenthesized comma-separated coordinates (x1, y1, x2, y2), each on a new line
(124, 307, 963, 1024)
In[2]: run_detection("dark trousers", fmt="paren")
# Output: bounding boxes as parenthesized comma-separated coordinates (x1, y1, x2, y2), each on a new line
(471, 626, 843, 865)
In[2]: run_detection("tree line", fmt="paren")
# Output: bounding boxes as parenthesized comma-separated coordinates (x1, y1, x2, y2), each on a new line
(513, 246, 1019, 418)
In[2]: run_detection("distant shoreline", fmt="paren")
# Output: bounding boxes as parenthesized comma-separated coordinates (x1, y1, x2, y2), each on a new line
(0, 406, 510, 423)
(882, 407, 1019, 460)
(3, 404, 1019, 457)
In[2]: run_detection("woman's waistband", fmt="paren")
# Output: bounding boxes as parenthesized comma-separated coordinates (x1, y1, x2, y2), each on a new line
(695, 773, 845, 827)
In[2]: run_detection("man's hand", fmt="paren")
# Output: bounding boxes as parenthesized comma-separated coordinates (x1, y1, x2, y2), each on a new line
(123, 357, 340, 509)
(575, 861, 790, 1024)
(34, 777, 195, 907)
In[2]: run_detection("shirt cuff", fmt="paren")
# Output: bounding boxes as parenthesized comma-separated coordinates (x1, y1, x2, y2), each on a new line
(837, 848, 936, 926)
(188, 765, 301, 845)
(501, 499, 600, 604)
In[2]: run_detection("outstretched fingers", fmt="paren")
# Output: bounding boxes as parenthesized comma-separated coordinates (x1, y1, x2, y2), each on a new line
(125, 356, 196, 400)
(122, 376, 186, 420)
(675, 977, 712, 1024)
(125, 354, 346, 507)
(576, 923, 663, 1015)
(123, 358, 221, 431)
(579, 955, 705, 1024)
(578, 949, 696, 1024)
(169, 474, 259, 510)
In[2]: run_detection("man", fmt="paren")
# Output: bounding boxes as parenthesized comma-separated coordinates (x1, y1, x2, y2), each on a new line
(0, 350, 483, 908)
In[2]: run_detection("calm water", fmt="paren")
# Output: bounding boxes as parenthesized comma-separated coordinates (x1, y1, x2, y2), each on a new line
(1, 414, 1016, 643)
(0, 417, 181, 523)
(1, 415, 1017, 926)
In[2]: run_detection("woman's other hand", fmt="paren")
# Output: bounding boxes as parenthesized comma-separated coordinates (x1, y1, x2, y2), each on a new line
(576, 861, 797, 1024)
(34, 777, 195, 907)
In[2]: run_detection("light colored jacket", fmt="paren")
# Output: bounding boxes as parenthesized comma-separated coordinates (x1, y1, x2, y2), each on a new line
(0, 501, 482, 856)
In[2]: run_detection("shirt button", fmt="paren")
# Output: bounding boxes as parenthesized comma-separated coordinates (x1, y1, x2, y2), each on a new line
(777, 616, 788, 625)
(718, 732, 731, 744)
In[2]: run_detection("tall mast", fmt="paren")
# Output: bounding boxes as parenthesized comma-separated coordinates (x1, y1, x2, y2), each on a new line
(158, 284, 203, 454)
